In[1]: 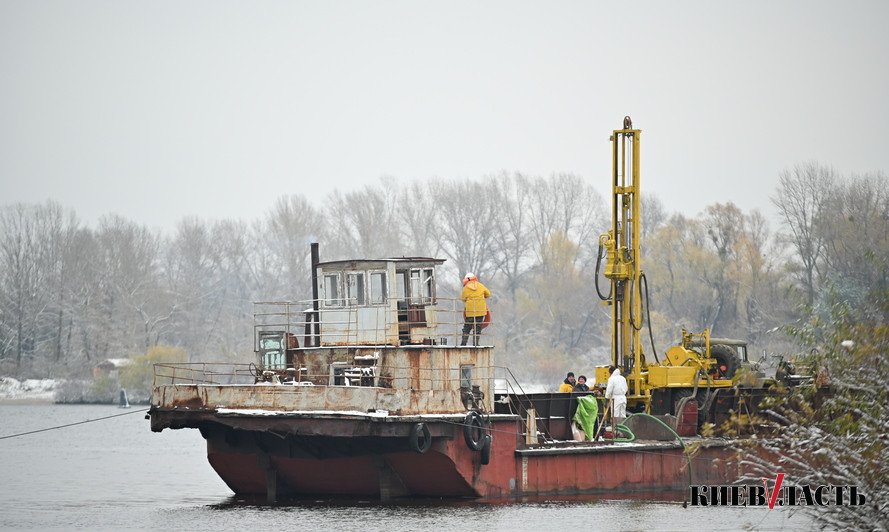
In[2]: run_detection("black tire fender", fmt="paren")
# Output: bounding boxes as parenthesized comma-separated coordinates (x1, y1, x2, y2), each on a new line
(480, 433, 492, 465)
(410, 422, 432, 454)
(463, 411, 484, 451)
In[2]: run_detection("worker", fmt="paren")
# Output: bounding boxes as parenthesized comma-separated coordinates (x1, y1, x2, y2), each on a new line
(460, 273, 491, 346)
(559, 372, 576, 392)
(605, 366, 628, 422)
(574, 375, 589, 392)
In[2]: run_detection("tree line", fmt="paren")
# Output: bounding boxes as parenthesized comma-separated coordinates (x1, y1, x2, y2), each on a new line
(1, 165, 886, 386)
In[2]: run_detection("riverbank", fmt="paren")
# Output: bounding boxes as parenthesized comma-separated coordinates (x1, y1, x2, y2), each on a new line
(0, 377, 149, 405)
(0, 377, 56, 404)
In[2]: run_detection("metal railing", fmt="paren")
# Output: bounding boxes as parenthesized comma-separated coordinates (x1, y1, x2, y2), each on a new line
(253, 297, 494, 348)
(152, 362, 607, 445)
(153, 362, 256, 386)
(154, 361, 505, 390)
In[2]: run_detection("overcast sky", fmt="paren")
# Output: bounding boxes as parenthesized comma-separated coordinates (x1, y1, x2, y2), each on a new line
(2, 1, 887, 232)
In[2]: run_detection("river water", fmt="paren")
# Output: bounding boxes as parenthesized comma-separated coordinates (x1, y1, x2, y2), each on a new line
(0, 405, 814, 531)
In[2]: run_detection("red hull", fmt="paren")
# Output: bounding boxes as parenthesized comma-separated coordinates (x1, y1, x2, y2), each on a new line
(201, 419, 743, 500)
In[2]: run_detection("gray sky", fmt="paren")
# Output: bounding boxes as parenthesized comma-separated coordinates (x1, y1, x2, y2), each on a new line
(2, 0, 887, 231)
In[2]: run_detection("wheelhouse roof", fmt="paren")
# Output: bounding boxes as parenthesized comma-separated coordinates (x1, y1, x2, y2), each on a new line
(316, 257, 446, 269)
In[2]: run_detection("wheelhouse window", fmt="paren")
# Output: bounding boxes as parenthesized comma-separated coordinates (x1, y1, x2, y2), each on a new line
(260, 336, 283, 351)
(258, 332, 286, 370)
(323, 273, 342, 307)
(369, 271, 387, 305)
(408, 268, 435, 304)
(409, 270, 421, 304)
(423, 268, 435, 303)
(346, 272, 366, 306)
(395, 271, 407, 301)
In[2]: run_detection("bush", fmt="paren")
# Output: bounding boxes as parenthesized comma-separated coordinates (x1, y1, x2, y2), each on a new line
(119, 345, 187, 399)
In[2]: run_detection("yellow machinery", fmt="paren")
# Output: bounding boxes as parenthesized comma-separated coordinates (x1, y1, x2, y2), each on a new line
(594, 116, 736, 415)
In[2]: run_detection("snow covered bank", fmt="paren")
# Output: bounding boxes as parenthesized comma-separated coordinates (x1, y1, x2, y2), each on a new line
(0, 377, 57, 403)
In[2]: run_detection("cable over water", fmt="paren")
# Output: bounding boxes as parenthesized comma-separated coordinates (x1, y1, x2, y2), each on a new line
(0, 407, 149, 440)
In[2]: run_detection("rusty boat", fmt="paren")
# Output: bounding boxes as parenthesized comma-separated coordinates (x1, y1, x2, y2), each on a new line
(148, 247, 755, 503)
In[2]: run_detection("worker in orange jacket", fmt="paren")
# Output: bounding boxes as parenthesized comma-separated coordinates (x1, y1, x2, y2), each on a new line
(460, 273, 491, 346)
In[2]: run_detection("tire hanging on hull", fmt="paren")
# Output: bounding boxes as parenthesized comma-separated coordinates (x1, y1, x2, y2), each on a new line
(463, 411, 485, 451)
(410, 422, 432, 453)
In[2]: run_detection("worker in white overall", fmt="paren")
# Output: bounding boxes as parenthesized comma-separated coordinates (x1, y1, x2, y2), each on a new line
(605, 365, 628, 423)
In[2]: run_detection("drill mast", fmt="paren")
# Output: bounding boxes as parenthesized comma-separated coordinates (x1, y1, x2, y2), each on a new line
(601, 116, 647, 403)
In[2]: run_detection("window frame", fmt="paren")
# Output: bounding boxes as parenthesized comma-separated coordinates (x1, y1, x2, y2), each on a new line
(395, 270, 407, 302)
(422, 267, 436, 304)
(408, 267, 436, 305)
(368, 270, 388, 306)
(322, 272, 344, 307)
(345, 271, 367, 307)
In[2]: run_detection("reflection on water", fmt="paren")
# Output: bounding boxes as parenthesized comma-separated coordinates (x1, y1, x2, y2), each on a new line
(0, 405, 814, 531)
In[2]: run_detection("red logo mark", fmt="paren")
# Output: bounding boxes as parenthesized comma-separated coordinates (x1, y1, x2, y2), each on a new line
(763, 473, 785, 509)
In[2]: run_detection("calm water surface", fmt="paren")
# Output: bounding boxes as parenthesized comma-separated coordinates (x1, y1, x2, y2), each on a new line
(0, 405, 814, 531)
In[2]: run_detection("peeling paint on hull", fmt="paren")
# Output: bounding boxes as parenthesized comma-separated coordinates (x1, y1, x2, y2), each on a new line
(153, 410, 745, 500)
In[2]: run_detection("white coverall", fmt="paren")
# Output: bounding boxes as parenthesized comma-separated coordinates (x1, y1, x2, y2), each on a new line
(605, 368, 629, 420)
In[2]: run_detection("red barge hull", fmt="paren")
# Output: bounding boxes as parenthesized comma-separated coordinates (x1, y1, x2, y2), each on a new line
(154, 410, 745, 501)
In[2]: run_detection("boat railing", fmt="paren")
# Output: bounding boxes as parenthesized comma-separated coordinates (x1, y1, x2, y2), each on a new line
(154, 361, 504, 391)
(153, 362, 256, 386)
(253, 297, 493, 348)
(151, 361, 597, 443)
(492, 366, 545, 411)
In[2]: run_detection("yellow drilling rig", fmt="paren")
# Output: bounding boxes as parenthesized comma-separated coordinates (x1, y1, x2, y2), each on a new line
(593, 116, 762, 421)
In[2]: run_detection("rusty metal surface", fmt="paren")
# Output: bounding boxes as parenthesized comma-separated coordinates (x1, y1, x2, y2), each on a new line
(152, 345, 496, 415)
(149, 398, 516, 435)
(515, 443, 741, 496)
(153, 384, 465, 415)
(189, 415, 746, 499)
(197, 417, 520, 498)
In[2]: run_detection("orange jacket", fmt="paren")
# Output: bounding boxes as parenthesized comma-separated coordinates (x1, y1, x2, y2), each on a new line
(461, 280, 491, 318)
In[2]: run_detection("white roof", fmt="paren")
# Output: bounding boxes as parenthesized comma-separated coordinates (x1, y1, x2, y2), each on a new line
(102, 358, 133, 368)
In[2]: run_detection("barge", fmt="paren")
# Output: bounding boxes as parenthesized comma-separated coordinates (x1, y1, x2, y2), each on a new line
(148, 252, 751, 502)
(148, 118, 770, 502)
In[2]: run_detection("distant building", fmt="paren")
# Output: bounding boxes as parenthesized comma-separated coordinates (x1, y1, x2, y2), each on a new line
(93, 358, 132, 380)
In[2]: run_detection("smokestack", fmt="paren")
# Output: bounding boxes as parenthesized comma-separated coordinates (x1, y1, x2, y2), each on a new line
(310, 243, 320, 346)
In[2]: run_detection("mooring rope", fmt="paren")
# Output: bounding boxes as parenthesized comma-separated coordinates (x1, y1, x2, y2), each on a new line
(0, 408, 149, 441)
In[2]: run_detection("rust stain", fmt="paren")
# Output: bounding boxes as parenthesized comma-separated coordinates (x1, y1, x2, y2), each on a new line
(171, 396, 204, 409)
(411, 355, 420, 389)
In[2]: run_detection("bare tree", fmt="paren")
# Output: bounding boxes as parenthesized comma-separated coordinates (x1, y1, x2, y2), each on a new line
(327, 179, 402, 261)
(641, 194, 666, 244)
(430, 179, 498, 284)
(163, 217, 219, 360)
(78, 215, 165, 365)
(487, 172, 533, 298)
(819, 171, 889, 295)
(0, 202, 76, 373)
(772, 162, 835, 307)
(258, 194, 325, 300)
(701, 202, 746, 333)
(397, 180, 442, 258)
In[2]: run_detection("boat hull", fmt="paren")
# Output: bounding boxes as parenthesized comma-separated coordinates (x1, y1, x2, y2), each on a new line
(189, 417, 743, 501)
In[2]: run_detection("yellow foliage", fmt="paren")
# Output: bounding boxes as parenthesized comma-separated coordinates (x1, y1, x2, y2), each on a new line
(119, 345, 187, 394)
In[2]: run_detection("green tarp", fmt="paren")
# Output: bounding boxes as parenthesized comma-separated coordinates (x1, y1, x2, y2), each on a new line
(572, 395, 600, 440)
